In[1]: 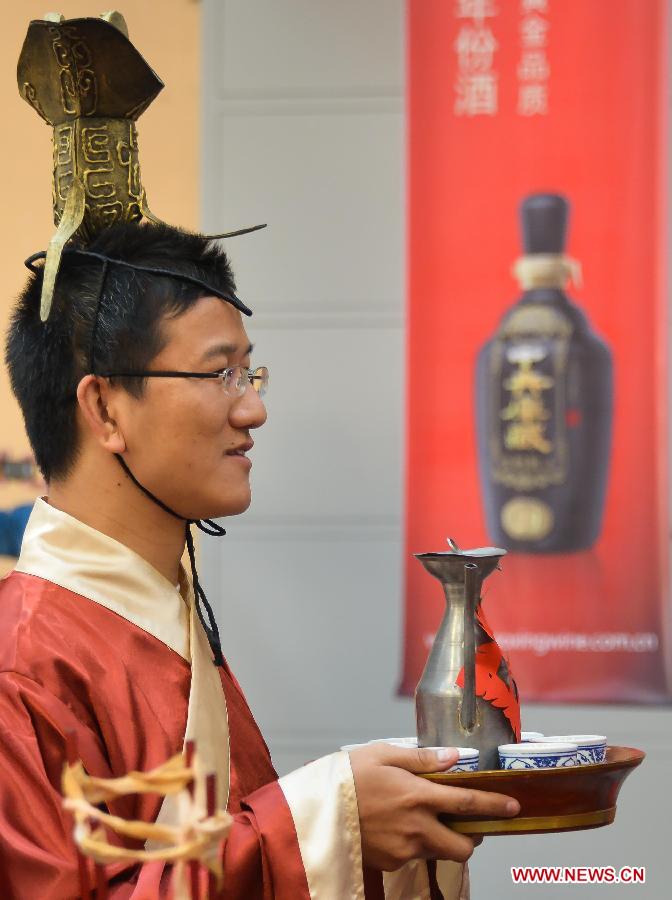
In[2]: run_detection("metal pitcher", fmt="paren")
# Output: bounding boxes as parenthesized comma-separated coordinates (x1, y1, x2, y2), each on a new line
(415, 539, 520, 770)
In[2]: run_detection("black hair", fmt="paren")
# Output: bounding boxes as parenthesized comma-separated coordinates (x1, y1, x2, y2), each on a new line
(5, 222, 237, 482)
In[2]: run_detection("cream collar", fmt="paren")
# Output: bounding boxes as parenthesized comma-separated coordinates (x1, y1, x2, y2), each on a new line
(16, 497, 190, 660)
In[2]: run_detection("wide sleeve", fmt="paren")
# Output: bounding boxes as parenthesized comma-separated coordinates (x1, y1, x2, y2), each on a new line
(273, 755, 468, 900)
(273, 752, 364, 898)
(129, 754, 365, 900)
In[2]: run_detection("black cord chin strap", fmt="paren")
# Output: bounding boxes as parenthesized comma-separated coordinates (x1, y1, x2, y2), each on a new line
(184, 526, 224, 667)
(115, 454, 225, 666)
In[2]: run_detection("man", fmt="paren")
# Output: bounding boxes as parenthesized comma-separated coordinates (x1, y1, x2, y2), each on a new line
(0, 223, 518, 898)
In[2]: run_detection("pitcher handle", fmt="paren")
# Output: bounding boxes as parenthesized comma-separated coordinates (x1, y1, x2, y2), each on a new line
(460, 563, 478, 732)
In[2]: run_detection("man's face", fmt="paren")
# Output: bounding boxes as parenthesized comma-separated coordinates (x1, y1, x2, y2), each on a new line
(113, 295, 267, 520)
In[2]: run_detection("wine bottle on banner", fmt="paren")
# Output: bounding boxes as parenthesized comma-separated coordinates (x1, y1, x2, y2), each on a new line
(476, 193, 613, 553)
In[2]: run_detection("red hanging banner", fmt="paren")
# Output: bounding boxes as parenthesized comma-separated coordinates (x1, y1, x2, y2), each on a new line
(402, 0, 671, 702)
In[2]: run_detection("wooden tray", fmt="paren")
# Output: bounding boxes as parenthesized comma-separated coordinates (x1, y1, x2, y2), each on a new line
(420, 746, 644, 836)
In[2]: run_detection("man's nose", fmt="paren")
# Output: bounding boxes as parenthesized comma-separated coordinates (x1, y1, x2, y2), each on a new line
(230, 384, 267, 428)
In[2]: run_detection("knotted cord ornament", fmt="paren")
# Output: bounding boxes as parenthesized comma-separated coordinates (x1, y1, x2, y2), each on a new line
(62, 749, 231, 899)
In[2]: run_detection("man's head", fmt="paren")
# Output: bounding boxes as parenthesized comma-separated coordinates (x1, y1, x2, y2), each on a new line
(5, 223, 266, 520)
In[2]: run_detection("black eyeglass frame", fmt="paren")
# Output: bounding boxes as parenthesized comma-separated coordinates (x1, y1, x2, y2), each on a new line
(97, 366, 269, 397)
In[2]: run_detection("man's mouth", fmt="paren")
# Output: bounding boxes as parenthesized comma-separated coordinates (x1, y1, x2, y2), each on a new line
(226, 440, 254, 458)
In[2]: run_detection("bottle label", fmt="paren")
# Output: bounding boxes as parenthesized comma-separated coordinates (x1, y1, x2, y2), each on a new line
(500, 496, 554, 540)
(488, 304, 572, 491)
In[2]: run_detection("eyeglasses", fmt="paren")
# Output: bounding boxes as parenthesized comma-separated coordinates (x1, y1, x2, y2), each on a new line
(99, 365, 269, 398)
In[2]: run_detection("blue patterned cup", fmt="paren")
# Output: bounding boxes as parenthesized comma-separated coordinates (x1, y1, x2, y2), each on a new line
(422, 747, 479, 772)
(539, 735, 607, 765)
(498, 742, 578, 770)
(521, 731, 545, 742)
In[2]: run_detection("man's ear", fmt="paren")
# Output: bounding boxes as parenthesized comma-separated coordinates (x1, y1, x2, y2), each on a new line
(76, 375, 127, 455)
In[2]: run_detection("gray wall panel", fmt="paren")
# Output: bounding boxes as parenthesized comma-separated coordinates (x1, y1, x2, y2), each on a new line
(212, 0, 403, 98)
(208, 111, 404, 313)
(213, 535, 410, 744)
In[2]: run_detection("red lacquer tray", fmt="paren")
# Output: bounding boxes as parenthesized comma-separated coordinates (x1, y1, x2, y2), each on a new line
(420, 746, 644, 836)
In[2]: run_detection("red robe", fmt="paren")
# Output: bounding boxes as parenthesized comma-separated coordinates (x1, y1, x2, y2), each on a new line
(0, 570, 310, 898)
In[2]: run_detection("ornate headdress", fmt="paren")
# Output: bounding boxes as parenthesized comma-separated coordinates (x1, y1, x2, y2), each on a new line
(17, 11, 264, 320)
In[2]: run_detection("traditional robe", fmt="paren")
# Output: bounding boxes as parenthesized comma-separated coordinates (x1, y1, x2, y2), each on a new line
(0, 499, 466, 899)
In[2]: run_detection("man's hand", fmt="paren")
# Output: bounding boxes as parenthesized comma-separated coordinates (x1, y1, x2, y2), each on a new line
(348, 743, 520, 871)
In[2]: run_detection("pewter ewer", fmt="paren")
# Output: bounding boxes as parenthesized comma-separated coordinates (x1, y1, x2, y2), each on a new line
(415, 539, 520, 770)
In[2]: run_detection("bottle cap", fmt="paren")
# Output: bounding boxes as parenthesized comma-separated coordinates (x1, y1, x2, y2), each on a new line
(520, 193, 569, 254)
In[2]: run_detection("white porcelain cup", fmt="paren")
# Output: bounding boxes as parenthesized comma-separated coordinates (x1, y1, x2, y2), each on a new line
(498, 741, 578, 770)
(421, 747, 479, 772)
(521, 731, 545, 742)
(539, 734, 607, 765)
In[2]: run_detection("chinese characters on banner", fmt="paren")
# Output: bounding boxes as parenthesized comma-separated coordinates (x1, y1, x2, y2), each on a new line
(454, 0, 552, 118)
(401, 0, 671, 702)
(517, 0, 550, 115)
(454, 0, 499, 116)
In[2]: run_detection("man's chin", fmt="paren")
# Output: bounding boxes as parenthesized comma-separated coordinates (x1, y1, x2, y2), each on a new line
(203, 492, 252, 520)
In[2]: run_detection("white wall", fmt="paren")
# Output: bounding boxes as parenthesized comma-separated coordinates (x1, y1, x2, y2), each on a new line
(201, 3, 671, 898)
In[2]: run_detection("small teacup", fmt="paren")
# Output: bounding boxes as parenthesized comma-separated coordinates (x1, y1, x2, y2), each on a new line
(521, 731, 545, 742)
(540, 735, 607, 765)
(422, 747, 479, 772)
(498, 742, 578, 770)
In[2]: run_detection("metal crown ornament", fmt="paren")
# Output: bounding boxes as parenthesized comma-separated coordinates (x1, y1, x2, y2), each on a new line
(17, 11, 264, 321)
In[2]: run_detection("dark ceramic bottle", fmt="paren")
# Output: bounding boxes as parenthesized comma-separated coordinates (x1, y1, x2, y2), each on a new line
(476, 193, 613, 553)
